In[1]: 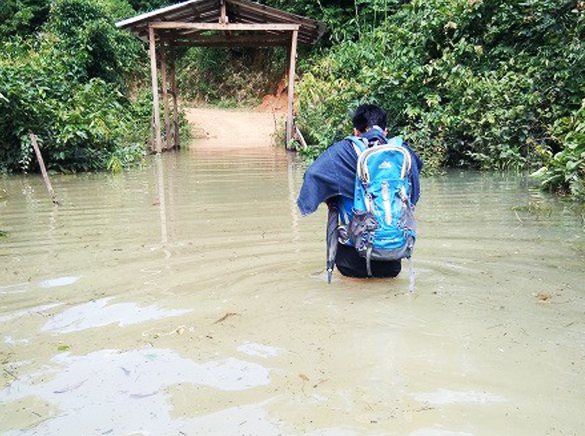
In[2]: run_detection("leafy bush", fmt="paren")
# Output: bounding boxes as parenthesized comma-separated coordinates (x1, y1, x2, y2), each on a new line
(533, 99, 585, 199)
(177, 46, 286, 106)
(0, 0, 155, 173)
(0, 0, 51, 39)
(47, 0, 143, 85)
(0, 37, 149, 172)
(0, 0, 169, 40)
(294, 0, 585, 199)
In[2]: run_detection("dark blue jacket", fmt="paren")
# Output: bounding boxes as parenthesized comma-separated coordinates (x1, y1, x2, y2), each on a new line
(297, 129, 423, 216)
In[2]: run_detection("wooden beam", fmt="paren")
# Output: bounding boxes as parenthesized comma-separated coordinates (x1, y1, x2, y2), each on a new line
(160, 42, 170, 149)
(286, 29, 298, 146)
(157, 29, 203, 40)
(170, 42, 180, 148)
(171, 40, 287, 47)
(151, 24, 315, 45)
(151, 22, 300, 31)
(149, 25, 162, 153)
(171, 34, 289, 47)
(175, 34, 288, 43)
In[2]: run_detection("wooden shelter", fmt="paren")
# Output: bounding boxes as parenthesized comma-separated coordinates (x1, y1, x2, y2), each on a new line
(116, 0, 325, 152)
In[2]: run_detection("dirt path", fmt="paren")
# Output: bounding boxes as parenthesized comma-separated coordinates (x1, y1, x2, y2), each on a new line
(184, 106, 284, 148)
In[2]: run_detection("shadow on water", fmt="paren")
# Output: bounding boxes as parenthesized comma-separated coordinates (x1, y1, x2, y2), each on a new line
(0, 146, 584, 435)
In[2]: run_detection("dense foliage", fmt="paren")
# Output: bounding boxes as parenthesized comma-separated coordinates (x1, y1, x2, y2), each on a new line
(1, 0, 584, 200)
(0, 0, 175, 173)
(0, 0, 51, 39)
(176, 46, 286, 107)
(287, 0, 585, 199)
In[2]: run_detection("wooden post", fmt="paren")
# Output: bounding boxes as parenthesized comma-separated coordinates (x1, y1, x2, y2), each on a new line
(29, 133, 58, 205)
(160, 41, 170, 149)
(286, 29, 298, 146)
(219, 0, 231, 38)
(149, 24, 162, 154)
(220, 0, 227, 23)
(170, 42, 180, 148)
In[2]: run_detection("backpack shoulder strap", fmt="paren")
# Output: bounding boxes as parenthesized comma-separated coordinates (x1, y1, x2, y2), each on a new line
(345, 135, 368, 156)
(383, 136, 411, 179)
(387, 136, 404, 148)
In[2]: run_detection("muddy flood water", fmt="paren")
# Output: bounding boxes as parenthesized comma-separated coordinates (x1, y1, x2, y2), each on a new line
(1, 138, 584, 436)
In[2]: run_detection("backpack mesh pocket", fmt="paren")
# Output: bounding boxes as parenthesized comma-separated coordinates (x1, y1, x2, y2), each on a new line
(348, 210, 379, 256)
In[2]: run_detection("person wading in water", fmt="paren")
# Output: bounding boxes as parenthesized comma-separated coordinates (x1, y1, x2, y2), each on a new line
(297, 104, 423, 280)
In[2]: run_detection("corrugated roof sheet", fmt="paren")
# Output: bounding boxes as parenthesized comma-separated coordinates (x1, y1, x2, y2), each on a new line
(116, 0, 325, 46)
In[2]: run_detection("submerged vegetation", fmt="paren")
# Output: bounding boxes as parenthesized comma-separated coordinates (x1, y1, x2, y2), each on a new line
(0, 0, 583, 200)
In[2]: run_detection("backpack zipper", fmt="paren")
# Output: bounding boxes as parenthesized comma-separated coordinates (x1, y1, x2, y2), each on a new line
(357, 144, 412, 183)
(382, 182, 392, 225)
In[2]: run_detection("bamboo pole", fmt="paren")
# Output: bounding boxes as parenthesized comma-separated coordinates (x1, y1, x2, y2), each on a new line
(170, 42, 180, 148)
(149, 24, 162, 154)
(160, 41, 170, 149)
(29, 133, 58, 205)
(286, 29, 298, 146)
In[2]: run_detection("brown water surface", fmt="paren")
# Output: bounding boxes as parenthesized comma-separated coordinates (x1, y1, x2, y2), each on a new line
(1, 139, 584, 436)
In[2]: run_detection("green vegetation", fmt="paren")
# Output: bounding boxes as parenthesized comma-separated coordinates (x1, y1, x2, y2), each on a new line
(176, 46, 287, 107)
(1, 0, 583, 200)
(285, 0, 585, 200)
(0, 0, 180, 173)
(0, 1, 50, 40)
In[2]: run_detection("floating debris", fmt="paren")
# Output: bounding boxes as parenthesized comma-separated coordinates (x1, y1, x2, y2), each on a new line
(213, 313, 239, 324)
(537, 292, 553, 302)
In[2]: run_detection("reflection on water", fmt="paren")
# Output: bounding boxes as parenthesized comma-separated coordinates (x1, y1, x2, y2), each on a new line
(412, 389, 505, 405)
(0, 143, 584, 435)
(0, 348, 270, 435)
(237, 342, 281, 358)
(39, 276, 80, 288)
(407, 430, 475, 436)
(0, 303, 63, 323)
(41, 297, 191, 334)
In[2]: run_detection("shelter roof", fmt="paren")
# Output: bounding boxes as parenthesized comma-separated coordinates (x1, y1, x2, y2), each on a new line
(116, 0, 325, 47)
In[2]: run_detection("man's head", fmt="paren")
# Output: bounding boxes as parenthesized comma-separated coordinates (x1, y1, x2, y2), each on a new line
(352, 104, 387, 136)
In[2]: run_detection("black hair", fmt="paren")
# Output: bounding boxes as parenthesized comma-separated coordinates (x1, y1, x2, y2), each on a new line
(352, 104, 387, 132)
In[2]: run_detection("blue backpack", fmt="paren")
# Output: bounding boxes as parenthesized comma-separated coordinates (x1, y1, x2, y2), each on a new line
(338, 135, 417, 278)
